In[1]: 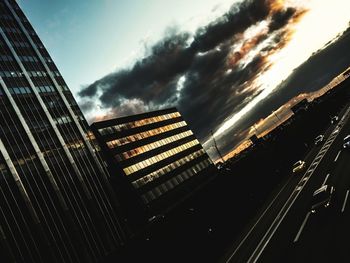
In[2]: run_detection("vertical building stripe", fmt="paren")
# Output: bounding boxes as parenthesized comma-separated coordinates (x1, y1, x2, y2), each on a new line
(0, 74, 69, 210)
(0, 138, 40, 223)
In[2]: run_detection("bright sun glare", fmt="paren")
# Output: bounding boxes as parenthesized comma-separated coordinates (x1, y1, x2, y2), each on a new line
(213, 0, 350, 139)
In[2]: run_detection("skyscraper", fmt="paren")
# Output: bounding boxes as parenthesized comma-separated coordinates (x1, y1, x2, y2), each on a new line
(0, 1, 126, 262)
(91, 108, 216, 220)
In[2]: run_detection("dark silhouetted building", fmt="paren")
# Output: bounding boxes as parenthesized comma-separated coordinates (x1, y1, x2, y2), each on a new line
(291, 98, 309, 114)
(249, 134, 259, 145)
(343, 68, 350, 77)
(0, 1, 126, 262)
(91, 108, 216, 221)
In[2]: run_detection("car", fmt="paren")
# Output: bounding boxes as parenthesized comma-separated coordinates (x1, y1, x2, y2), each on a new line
(314, 135, 324, 146)
(216, 162, 224, 169)
(331, 116, 339, 124)
(343, 135, 350, 149)
(148, 214, 165, 223)
(292, 160, 306, 173)
(310, 185, 335, 213)
(333, 126, 340, 134)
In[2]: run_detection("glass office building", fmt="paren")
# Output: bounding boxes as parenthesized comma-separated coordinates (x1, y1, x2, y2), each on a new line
(0, 1, 126, 262)
(91, 108, 216, 216)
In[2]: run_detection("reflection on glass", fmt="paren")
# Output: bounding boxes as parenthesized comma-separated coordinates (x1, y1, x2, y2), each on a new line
(106, 121, 187, 149)
(116, 130, 193, 160)
(123, 139, 199, 175)
(99, 112, 181, 135)
(131, 149, 206, 188)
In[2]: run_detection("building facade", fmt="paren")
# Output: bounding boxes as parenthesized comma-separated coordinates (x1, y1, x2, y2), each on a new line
(0, 1, 126, 262)
(91, 108, 216, 219)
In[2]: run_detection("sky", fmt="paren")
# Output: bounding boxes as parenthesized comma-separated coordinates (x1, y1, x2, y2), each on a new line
(19, 0, 350, 161)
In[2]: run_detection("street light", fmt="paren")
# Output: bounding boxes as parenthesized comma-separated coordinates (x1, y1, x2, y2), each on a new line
(211, 130, 225, 164)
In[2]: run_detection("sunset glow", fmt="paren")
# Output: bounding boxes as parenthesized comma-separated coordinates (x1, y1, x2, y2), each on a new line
(212, 0, 350, 142)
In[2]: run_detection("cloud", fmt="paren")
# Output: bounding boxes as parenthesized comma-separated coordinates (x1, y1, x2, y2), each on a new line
(190, 0, 271, 52)
(268, 7, 297, 32)
(79, 30, 194, 107)
(78, 0, 308, 160)
(79, 99, 95, 113)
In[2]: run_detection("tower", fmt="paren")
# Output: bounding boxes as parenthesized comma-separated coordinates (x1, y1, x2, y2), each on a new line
(0, 1, 126, 262)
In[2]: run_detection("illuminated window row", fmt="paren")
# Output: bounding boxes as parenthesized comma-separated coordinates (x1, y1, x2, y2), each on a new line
(53, 115, 72, 125)
(0, 70, 60, 78)
(131, 149, 206, 189)
(36, 85, 55, 93)
(3, 85, 60, 96)
(27, 71, 49, 77)
(6, 85, 56, 95)
(141, 159, 212, 203)
(0, 70, 48, 78)
(0, 71, 24, 78)
(7, 86, 31, 94)
(106, 121, 187, 148)
(116, 130, 193, 161)
(9, 154, 36, 168)
(123, 139, 199, 175)
(66, 140, 84, 150)
(99, 112, 181, 135)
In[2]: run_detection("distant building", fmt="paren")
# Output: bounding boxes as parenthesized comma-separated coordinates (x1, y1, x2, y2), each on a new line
(291, 98, 309, 114)
(343, 68, 350, 78)
(91, 108, 216, 219)
(249, 134, 260, 145)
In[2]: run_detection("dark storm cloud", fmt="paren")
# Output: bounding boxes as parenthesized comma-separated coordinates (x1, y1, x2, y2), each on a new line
(191, 0, 271, 52)
(79, 0, 275, 101)
(178, 52, 266, 140)
(78, 0, 308, 160)
(79, 99, 95, 112)
(79, 85, 98, 98)
(80, 31, 194, 106)
(268, 7, 296, 32)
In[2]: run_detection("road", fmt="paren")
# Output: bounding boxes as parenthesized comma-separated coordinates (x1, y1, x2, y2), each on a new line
(222, 103, 350, 263)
